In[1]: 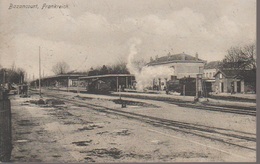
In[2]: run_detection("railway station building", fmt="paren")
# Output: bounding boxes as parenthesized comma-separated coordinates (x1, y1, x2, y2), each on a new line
(79, 74, 135, 92)
(146, 52, 206, 91)
(147, 52, 205, 78)
(30, 73, 136, 93)
(30, 73, 88, 88)
(214, 69, 256, 93)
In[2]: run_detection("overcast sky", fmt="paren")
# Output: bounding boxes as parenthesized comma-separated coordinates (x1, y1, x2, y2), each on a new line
(0, 0, 256, 79)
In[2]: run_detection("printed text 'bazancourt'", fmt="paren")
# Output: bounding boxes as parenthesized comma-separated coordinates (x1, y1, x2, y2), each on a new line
(8, 3, 68, 10)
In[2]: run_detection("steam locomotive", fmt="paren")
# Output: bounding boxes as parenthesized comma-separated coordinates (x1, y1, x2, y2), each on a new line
(167, 77, 211, 96)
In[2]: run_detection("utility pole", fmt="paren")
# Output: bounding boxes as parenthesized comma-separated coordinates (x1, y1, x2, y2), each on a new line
(116, 77, 119, 92)
(183, 85, 185, 97)
(67, 76, 69, 92)
(196, 73, 203, 101)
(3, 69, 6, 84)
(77, 78, 80, 95)
(195, 75, 198, 100)
(39, 46, 42, 97)
(20, 73, 23, 84)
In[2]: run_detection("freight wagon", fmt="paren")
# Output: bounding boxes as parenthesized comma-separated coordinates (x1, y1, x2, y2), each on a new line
(86, 79, 111, 94)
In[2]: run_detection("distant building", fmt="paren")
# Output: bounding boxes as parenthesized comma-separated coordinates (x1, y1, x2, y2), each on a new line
(203, 61, 222, 79)
(147, 52, 205, 91)
(203, 61, 222, 92)
(214, 69, 256, 93)
(147, 52, 205, 78)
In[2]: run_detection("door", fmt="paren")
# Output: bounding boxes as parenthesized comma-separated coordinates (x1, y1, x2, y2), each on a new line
(231, 81, 234, 93)
(237, 81, 241, 93)
(221, 82, 224, 92)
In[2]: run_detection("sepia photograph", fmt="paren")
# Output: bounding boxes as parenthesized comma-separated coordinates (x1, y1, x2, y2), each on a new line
(0, 0, 256, 163)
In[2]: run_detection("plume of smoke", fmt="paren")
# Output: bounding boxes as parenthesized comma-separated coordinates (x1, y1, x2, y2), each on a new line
(134, 65, 175, 91)
(126, 38, 175, 91)
(126, 38, 142, 75)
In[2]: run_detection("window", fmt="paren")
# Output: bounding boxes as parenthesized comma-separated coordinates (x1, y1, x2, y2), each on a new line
(219, 73, 223, 79)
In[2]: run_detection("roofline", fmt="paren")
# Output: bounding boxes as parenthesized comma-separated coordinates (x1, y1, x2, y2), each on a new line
(213, 69, 253, 79)
(147, 60, 205, 66)
(213, 69, 229, 78)
(30, 74, 88, 82)
(233, 71, 256, 79)
(233, 75, 244, 79)
(79, 74, 135, 80)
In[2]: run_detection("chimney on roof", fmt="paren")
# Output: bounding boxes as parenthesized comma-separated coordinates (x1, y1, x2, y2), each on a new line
(195, 52, 198, 60)
(167, 52, 171, 60)
(181, 54, 185, 60)
(150, 57, 154, 62)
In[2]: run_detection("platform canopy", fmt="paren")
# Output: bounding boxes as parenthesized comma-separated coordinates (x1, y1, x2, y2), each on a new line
(79, 74, 135, 80)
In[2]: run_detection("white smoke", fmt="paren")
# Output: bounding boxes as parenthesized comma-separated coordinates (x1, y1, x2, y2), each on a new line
(126, 38, 142, 77)
(127, 38, 175, 91)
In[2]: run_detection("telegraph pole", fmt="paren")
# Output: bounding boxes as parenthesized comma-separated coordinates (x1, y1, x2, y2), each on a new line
(67, 76, 69, 92)
(39, 46, 42, 97)
(195, 66, 203, 101)
(77, 78, 80, 95)
(3, 69, 6, 84)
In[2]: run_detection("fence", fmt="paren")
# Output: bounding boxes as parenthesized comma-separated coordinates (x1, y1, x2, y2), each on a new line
(0, 89, 12, 162)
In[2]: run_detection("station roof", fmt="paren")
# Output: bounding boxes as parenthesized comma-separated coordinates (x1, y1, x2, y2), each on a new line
(31, 73, 88, 82)
(147, 53, 205, 66)
(30, 74, 135, 83)
(214, 69, 256, 81)
(79, 74, 135, 80)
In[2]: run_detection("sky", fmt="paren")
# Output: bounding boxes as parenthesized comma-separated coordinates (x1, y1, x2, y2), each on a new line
(0, 0, 256, 79)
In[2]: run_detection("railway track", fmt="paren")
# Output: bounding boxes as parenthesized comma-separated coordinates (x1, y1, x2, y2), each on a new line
(166, 101, 256, 116)
(40, 91, 256, 152)
(109, 94, 256, 116)
(38, 88, 256, 116)
(43, 88, 256, 116)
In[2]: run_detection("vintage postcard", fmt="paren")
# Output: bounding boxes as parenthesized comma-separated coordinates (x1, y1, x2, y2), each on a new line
(0, 0, 256, 163)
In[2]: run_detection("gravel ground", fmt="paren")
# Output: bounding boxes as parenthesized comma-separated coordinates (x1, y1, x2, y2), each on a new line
(9, 91, 256, 162)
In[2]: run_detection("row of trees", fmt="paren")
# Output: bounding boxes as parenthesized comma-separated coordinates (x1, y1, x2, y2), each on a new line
(0, 65, 26, 84)
(51, 61, 130, 76)
(88, 62, 130, 76)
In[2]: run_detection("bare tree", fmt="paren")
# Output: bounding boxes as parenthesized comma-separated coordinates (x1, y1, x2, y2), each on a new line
(131, 58, 147, 72)
(0, 67, 26, 84)
(52, 61, 70, 75)
(111, 61, 129, 74)
(222, 43, 256, 70)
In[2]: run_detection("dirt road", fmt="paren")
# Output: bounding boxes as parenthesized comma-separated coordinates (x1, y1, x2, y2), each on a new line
(10, 91, 256, 162)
